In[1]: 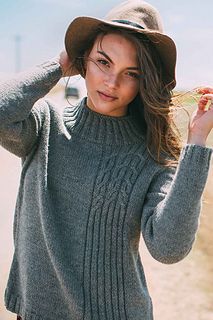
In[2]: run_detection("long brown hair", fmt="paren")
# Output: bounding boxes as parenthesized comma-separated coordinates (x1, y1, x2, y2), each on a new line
(67, 24, 182, 167)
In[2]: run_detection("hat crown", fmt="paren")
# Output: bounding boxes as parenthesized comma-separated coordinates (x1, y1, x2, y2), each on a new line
(105, 0, 163, 32)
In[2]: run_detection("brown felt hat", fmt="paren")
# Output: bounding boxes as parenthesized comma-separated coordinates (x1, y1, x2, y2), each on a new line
(65, 0, 177, 89)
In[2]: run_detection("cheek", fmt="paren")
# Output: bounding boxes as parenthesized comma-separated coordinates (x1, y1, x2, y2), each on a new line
(124, 82, 139, 99)
(85, 64, 100, 89)
(85, 67, 93, 92)
(133, 83, 139, 94)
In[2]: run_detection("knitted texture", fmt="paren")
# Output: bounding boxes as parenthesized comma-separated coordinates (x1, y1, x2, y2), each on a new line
(0, 61, 212, 320)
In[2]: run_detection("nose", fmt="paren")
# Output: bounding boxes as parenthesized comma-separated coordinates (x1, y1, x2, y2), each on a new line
(104, 72, 120, 89)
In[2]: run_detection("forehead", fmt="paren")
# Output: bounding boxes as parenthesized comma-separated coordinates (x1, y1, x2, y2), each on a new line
(91, 32, 138, 61)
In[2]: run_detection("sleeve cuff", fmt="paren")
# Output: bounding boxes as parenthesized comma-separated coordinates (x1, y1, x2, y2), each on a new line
(179, 143, 212, 175)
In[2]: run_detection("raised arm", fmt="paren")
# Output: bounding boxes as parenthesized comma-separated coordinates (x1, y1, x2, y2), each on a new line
(0, 59, 62, 157)
(141, 86, 213, 264)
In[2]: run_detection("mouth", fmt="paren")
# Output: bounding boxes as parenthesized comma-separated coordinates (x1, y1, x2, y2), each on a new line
(97, 91, 118, 101)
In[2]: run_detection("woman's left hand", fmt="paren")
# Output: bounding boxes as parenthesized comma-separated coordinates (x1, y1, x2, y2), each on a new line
(58, 50, 72, 77)
(187, 87, 213, 146)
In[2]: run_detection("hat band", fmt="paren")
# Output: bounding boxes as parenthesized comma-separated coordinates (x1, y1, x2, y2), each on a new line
(111, 19, 145, 30)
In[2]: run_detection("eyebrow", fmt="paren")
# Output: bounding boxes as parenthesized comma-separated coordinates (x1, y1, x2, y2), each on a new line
(97, 50, 139, 70)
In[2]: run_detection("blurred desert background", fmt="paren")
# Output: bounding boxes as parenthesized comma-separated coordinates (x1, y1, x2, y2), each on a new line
(0, 83, 213, 320)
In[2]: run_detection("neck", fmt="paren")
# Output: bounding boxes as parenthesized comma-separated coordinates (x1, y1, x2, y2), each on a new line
(63, 97, 146, 145)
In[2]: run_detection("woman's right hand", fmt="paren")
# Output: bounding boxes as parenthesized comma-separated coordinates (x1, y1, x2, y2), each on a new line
(58, 50, 72, 77)
(187, 86, 213, 146)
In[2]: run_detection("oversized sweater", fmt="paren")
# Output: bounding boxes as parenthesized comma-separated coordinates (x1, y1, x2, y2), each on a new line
(0, 60, 212, 320)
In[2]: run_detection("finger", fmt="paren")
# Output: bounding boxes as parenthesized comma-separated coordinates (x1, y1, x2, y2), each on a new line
(196, 87, 213, 94)
(198, 94, 213, 110)
(200, 94, 213, 100)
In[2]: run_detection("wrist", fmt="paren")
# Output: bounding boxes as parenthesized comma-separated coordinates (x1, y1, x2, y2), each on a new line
(187, 132, 206, 146)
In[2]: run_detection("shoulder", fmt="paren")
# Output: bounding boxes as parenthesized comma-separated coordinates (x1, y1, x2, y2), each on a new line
(31, 97, 69, 134)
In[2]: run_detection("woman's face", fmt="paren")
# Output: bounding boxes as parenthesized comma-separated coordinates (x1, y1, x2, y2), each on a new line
(85, 32, 140, 117)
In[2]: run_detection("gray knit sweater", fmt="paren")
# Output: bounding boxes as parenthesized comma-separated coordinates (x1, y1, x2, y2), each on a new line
(0, 60, 212, 320)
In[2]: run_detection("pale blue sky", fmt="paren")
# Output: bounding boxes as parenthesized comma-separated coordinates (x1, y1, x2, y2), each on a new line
(0, 0, 212, 89)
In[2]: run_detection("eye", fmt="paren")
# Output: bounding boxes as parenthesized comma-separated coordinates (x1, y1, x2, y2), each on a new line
(97, 59, 110, 67)
(126, 71, 140, 80)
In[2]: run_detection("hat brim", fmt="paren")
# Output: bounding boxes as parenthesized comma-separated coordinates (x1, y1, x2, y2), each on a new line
(65, 16, 177, 89)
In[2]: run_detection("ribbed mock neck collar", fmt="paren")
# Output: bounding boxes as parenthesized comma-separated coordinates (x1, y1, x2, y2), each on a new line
(63, 97, 145, 145)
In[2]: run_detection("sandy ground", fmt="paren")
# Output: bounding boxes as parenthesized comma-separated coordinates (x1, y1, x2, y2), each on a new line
(0, 89, 213, 320)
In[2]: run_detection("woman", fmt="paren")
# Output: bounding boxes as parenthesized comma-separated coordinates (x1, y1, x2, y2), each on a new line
(1, 1, 212, 320)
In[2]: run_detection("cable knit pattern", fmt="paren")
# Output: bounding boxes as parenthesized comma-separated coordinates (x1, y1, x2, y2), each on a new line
(0, 61, 212, 320)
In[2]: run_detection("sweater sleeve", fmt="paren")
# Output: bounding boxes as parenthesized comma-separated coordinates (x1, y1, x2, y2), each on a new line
(141, 143, 212, 264)
(0, 59, 62, 157)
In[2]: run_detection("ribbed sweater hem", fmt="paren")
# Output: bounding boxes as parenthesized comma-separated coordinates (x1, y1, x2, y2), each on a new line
(5, 291, 46, 320)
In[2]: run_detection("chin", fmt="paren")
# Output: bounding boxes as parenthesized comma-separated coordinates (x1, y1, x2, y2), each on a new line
(87, 96, 127, 117)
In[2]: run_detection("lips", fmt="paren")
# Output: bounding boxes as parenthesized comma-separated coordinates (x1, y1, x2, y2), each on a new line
(97, 91, 118, 101)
